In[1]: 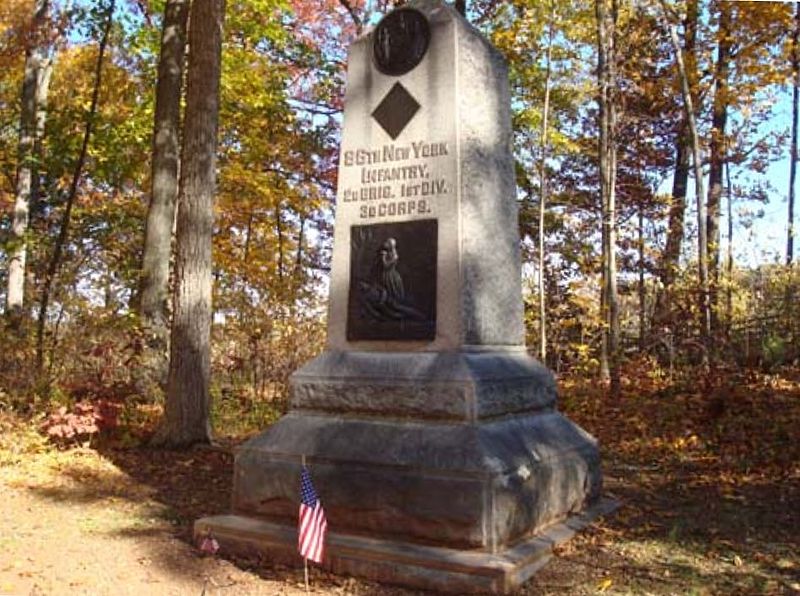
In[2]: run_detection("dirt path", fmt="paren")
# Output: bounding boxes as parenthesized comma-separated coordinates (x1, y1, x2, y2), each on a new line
(0, 448, 311, 596)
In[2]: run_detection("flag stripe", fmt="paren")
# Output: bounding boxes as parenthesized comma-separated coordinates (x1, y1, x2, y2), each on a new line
(299, 504, 325, 559)
(298, 466, 327, 564)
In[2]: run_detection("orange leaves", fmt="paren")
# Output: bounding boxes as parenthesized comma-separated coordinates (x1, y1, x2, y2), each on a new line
(289, 0, 360, 46)
(0, 0, 41, 64)
(41, 400, 121, 445)
(562, 364, 800, 485)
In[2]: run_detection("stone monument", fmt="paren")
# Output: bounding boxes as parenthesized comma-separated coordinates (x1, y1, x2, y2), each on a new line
(196, 2, 607, 592)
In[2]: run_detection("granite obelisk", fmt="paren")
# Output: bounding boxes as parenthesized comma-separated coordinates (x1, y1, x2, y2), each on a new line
(197, 2, 605, 592)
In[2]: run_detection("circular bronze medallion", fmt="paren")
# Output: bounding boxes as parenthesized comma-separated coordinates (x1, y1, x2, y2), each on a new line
(373, 8, 430, 76)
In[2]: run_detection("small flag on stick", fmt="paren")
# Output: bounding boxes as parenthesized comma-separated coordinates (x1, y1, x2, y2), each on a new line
(198, 530, 219, 555)
(298, 465, 327, 564)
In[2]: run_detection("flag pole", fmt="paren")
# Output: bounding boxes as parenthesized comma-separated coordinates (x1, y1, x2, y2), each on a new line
(301, 453, 309, 594)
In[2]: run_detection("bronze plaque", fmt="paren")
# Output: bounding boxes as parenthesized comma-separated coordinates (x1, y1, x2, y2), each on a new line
(347, 220, 437, 341)
(373, 8, 430, 76)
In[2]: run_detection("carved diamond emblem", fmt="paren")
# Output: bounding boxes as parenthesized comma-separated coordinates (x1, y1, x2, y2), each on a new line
(372, 82, 420, 140)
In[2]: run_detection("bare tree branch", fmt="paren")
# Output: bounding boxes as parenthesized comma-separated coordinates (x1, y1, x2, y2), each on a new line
(338, 0, 363, 34)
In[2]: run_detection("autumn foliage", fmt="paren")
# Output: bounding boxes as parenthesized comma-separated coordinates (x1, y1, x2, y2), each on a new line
(0, 4, 796, 592)
(0, 0, 796, 569)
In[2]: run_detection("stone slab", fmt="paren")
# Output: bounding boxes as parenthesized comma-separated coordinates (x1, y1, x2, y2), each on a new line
(194, 498, 618, 594)
(290, 350, 557, 420)
(232, 409, 601, 548)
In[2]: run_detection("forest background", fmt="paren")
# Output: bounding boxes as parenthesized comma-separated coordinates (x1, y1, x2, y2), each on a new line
(0, 0, 798, 439)
(0, 1, 799, 593)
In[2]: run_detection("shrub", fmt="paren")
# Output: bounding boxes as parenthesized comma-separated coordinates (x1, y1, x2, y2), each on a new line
(41, 399, 120, 445)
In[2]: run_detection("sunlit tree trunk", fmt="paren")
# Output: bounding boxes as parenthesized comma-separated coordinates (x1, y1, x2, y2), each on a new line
(706, 0, 731, 337)
(154, 0, 225, 448)
(537, 1, 554, 363)
(295, 216, 306, 274)
(136, 0, 190, 393)
(35, 0, 114, 370)
(5, 0, 50, 330)
(661, 0, 711, 362)
(655, 0, 696, 330)
(598, 0, 610, 383)
(275, 203, 285, 283)
(597, 0, 620, 395)
(30, 56, 52, 222)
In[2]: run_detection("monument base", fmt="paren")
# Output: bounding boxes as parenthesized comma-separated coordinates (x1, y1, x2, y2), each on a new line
(195, 498, 617, 594)
(231, 351, 602, 549)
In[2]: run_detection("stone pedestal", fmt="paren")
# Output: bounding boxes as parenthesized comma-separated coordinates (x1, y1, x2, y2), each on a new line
(196, 2, 604, 592)
(230, 351, 600, 550)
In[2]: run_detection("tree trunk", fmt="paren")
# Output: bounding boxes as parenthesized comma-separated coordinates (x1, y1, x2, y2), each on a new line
(275, 202, 285, 283)
(35, 0, 114, 370)
(706, 0, 731, 337)
(788, 1, 799, 266)
(5, 0, 50, 329)
(136, 0, 190, 393)
(153, 0, 225, 448)
(538, 1, 554, 363)
(597, 0, 620, 395)
(638, 203, 646, 351)
(608, 81, 620, 396)
(725, 161, 733, 330)
(597, 0, 610, 383)
(661, 0, 711, 362)
(658, 137, 688, 306)
(455, 0, 466, 17)
(295, 216, 306, 274)
(655, 0, 696, 330)
(30, 56, 53, 222)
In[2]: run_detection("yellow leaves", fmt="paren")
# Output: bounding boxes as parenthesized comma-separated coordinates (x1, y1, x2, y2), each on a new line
(51, 46, 97, 100)
(0, 0, 32, 43)
(775, 557, 797, 571)
(597, 577, 613, 592)
(491, 27, 521, 55)
(218, 161, 278, 209)
(671, 434, 700, 451)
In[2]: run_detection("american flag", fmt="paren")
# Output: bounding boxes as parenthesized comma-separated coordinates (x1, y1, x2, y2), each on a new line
(298, 465, 327, 563)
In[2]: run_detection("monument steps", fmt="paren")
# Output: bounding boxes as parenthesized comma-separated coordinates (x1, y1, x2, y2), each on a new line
(195, 498, 618, 594)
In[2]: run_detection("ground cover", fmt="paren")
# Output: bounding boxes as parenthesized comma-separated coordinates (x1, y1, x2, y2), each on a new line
(0, 364, 798, 595)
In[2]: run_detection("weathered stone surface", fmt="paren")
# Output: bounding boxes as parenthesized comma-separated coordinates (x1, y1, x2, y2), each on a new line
(233, 410, 600, 548)
(195, 499, 618, 594)
(327, 0, 524, 352)
(457, 11, 524, 347)
(290, 350, 557, 420)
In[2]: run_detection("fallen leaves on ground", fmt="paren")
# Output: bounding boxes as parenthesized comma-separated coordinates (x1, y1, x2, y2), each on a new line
(1, 363, 799, 594)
